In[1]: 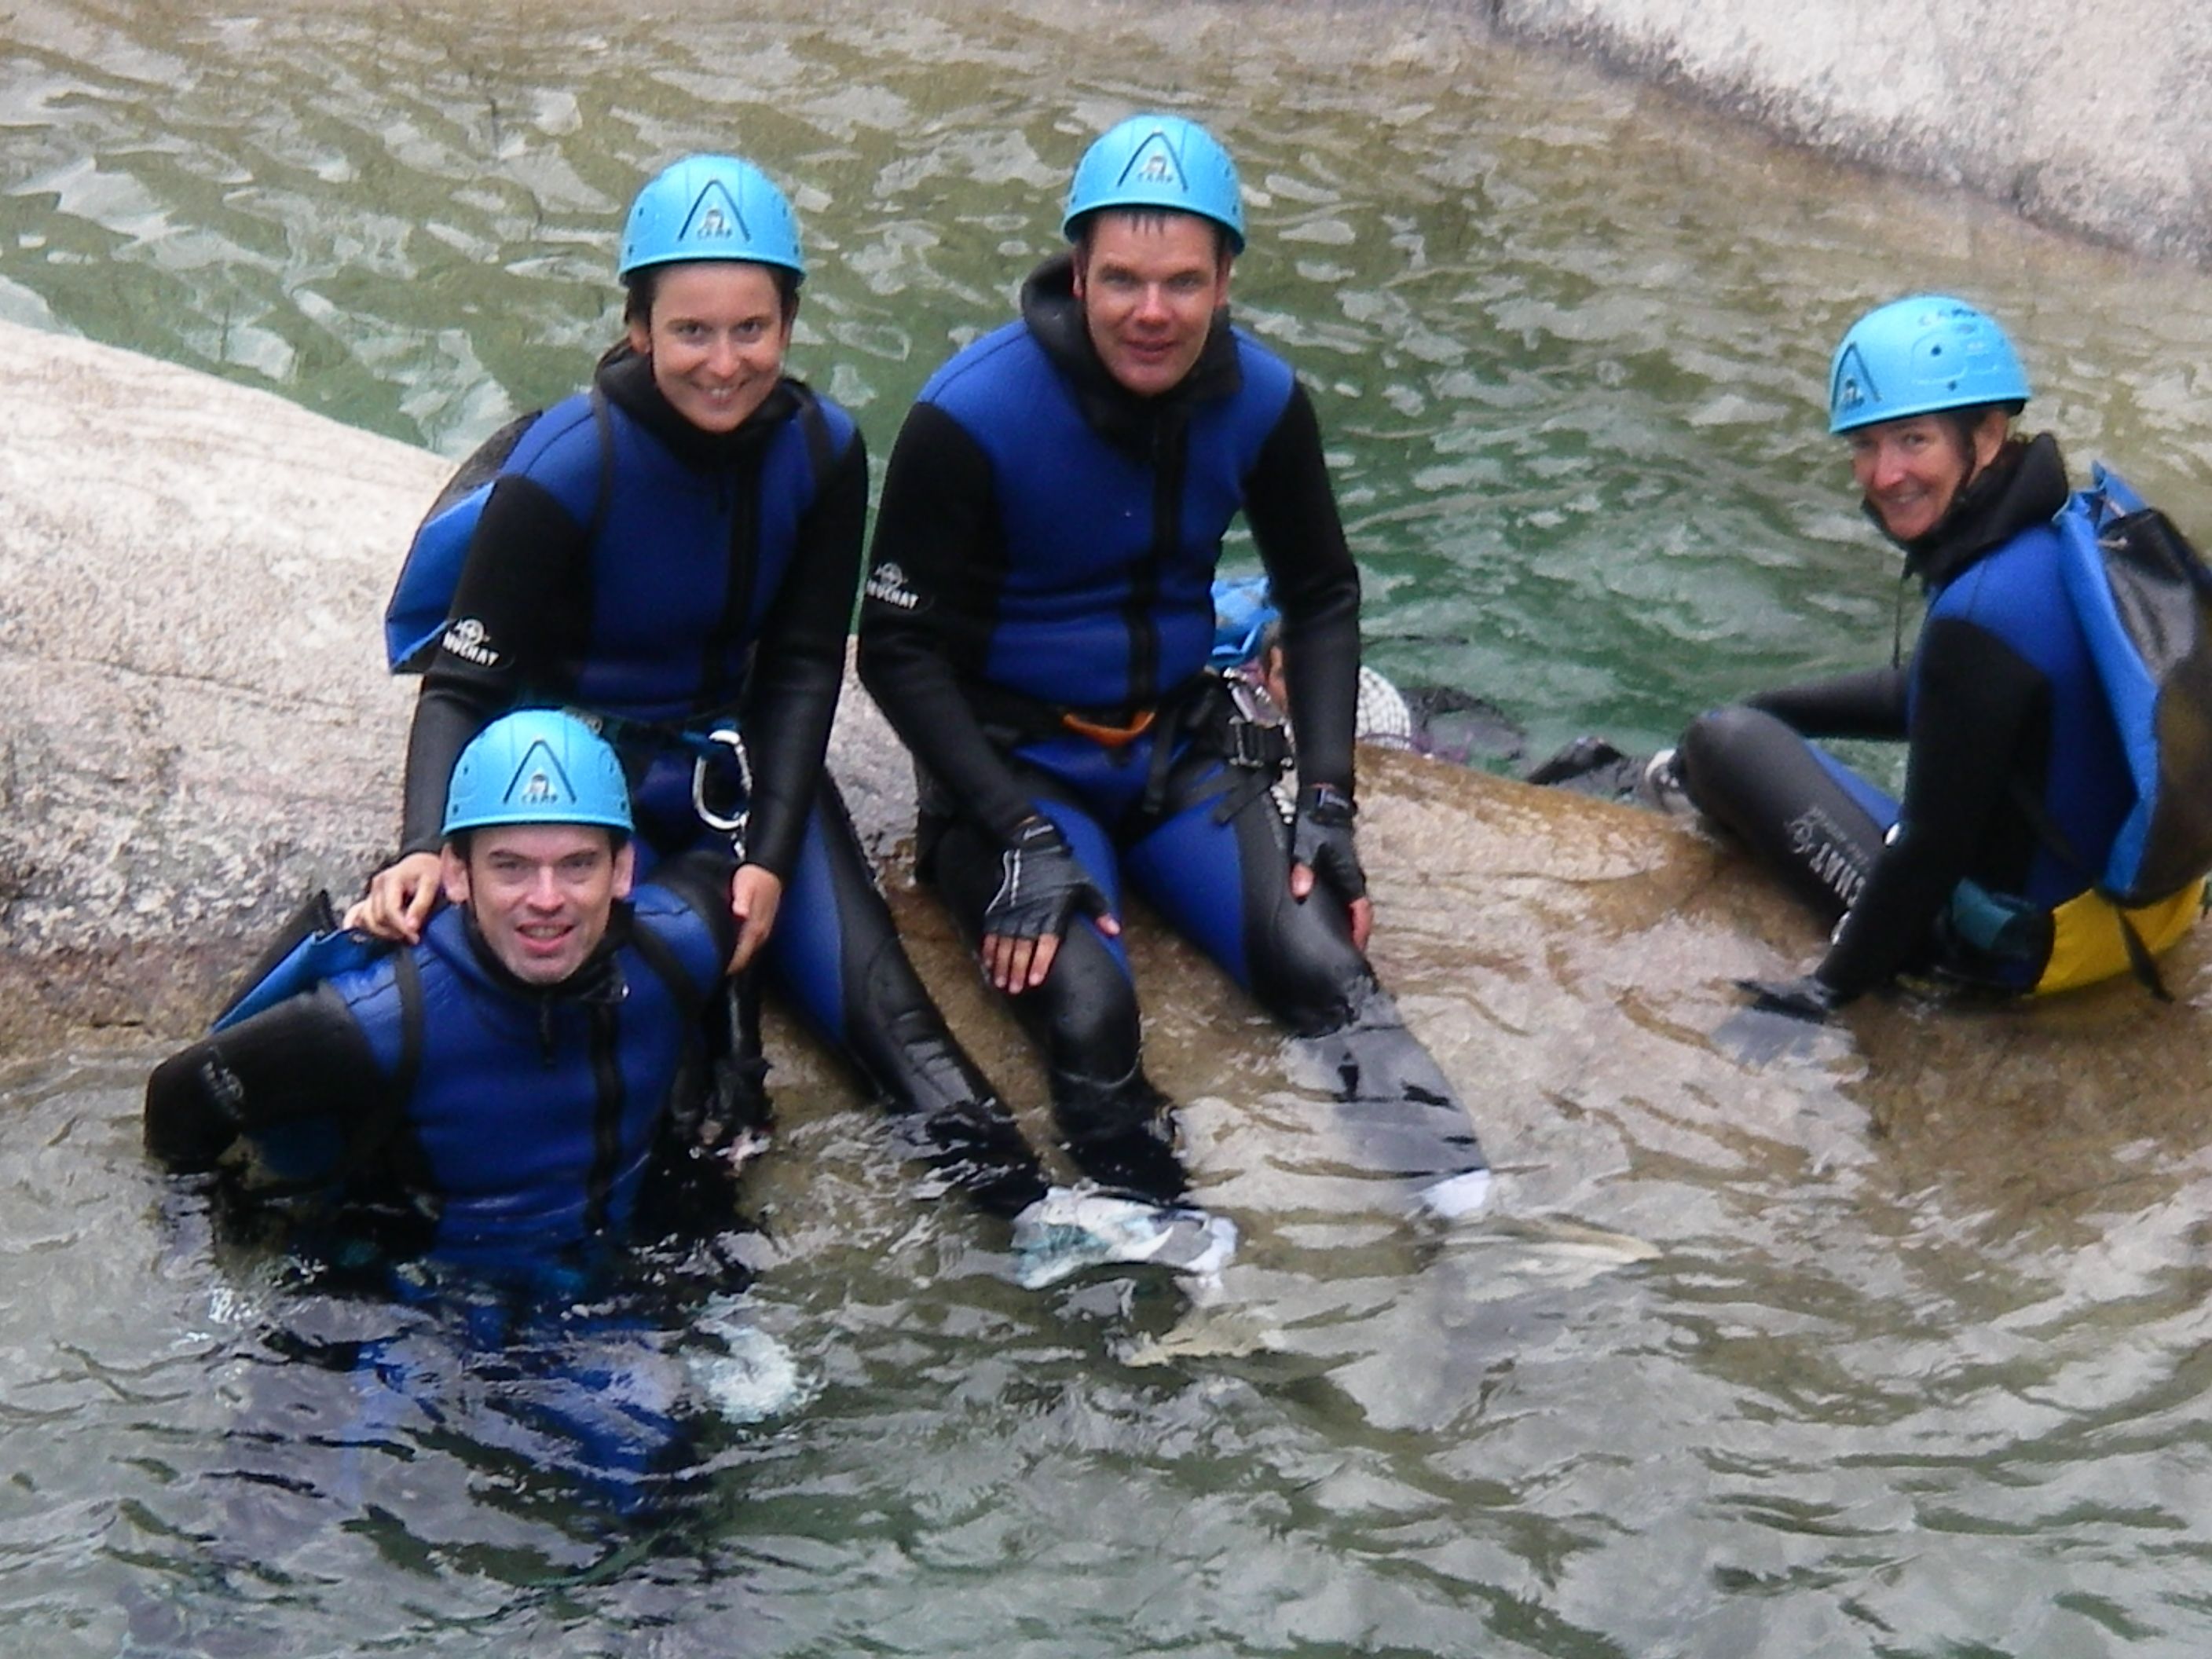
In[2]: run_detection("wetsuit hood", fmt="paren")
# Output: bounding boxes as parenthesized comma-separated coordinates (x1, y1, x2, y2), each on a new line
(594, 342, 804, 472)
(1882, 431, 2071, 588)
(1020, 252, 1241, 452)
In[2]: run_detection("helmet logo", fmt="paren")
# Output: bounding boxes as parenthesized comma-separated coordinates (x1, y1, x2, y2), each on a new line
(504, 740, 577, 810)
(1119, 132, 1186, 193)
(682, 180, 749, 245)
(1831, 342, 1877, 416)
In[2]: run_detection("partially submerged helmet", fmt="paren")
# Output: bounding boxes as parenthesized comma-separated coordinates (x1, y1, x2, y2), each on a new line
(618, 153, 806, 284)
(443, 710, 632, 838)
(1063, 113, 1246, 253)
(1828, 294, 2031, 435)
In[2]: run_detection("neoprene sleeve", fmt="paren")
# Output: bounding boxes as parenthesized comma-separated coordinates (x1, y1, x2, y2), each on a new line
(1746, 665, 1907, 740)
(859, 403, 1039, 842)
(1244, 381, 1361, 798)
(734, 430, 867, 879)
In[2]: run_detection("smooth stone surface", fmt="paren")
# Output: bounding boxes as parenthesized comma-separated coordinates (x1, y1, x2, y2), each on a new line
(1492, 0, 2212, 263)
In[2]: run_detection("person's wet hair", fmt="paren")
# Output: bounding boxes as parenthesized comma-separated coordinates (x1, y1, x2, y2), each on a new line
(621, 262, 800, 330)
(1071, 208, 1235, 270)
(1938, 401, 2022, 456)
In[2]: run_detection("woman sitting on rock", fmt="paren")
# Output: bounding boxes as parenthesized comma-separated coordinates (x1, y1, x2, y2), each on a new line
(1668, 294, 2202, 1016)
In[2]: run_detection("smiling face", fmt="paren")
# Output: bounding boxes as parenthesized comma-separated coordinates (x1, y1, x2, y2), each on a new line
(441, 823, 635, 987)
(1846, 408, 2009, 543)
(1071, 211, 1232, 398)
(625, 260, 794, 434)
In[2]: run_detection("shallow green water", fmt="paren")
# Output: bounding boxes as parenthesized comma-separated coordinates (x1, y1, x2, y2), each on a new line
(9, 2, 2212, 1654)
(13, 0, 2212, 757)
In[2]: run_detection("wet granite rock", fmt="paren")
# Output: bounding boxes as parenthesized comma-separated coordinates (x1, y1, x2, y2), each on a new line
(0, 318, 989, 1049)
(1490, 0, 2212, 265)
(6, 313, 2207, 1239)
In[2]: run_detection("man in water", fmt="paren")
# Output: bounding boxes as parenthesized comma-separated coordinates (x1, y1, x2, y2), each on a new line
(859, 113, 1489, 1218)
(145, 709, 745, 1265)
(144, 709, 772, 1518)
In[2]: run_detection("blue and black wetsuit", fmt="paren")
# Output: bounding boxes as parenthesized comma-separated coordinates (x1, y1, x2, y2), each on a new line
(859, 255, 1484, 1201)
(145, 852, 737, 1265)
(391, 349, 1047, 1219)
(146, 853, 749, 1518)
(1680, 434, 2196, 996)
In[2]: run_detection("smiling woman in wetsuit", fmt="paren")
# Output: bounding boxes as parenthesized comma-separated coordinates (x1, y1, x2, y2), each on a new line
(345, 153, 1053, 1224)
(1669, 294, 2203, 1016)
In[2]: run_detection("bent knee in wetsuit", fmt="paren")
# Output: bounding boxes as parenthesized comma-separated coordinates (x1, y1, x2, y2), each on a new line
(1240, 856, 1374, 1038)
(928, 809, 1144, 1076)
(1137, 757, 1372, 1036)
(927, 808, 1185, 1202)
(1679, 704, 1889, 923)
(1679, 703, 1797, 824)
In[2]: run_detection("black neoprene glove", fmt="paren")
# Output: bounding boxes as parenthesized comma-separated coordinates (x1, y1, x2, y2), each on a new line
(1734, 975, 1851, 1024)
(987, 818, 1110, 942)
(1291, 783, 1367, 903)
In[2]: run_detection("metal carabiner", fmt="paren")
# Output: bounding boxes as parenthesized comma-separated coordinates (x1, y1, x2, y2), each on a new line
(691, 724, 753, 861)
(1220, 670, 1291, 772)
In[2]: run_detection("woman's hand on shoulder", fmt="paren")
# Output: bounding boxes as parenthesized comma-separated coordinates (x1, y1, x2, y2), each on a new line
(344, 851, 445, 943)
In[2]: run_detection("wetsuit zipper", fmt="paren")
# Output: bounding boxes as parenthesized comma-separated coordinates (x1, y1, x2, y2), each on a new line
(1128, 405, 1188, 712)
(582, 998, 626, 1235)
(701, 459, 759, 714)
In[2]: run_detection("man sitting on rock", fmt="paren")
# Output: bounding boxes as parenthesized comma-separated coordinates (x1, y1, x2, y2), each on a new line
(859, 113, 1490, 1221)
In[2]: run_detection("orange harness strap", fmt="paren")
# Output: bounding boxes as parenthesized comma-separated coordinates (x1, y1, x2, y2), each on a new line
(1059, 708, 1157, 748)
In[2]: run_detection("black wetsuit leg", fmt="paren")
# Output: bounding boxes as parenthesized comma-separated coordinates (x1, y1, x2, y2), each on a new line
(769, 774, 1049, 1220)
(1127, 750, 1487, 1186)
(1679, 705, 1891, 925)
(926, 776, 1187, 1204)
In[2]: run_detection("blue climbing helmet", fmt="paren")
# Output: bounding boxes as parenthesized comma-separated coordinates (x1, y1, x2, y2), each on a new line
(1827, 294, 2031, 435)
(443, 710, 633, 839)
(1062, 113, 1247, 254)
(617, 153, 807, 284)
(1210, 573, 1279, 667)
